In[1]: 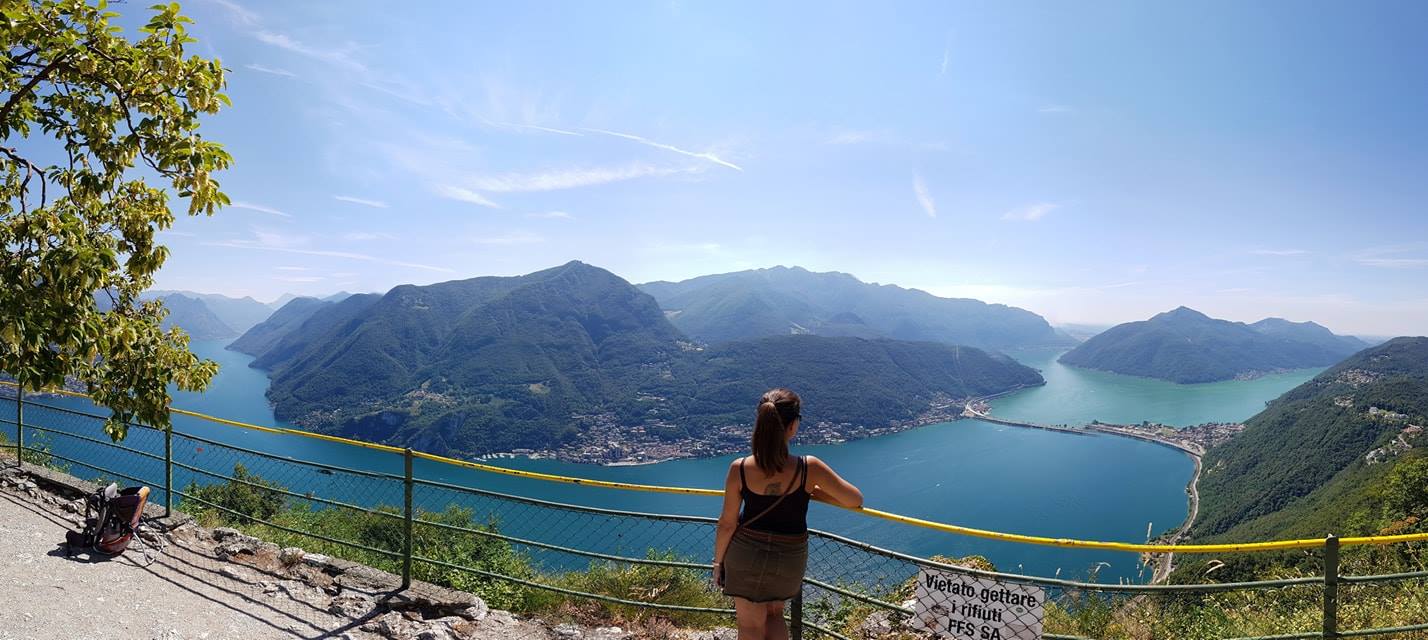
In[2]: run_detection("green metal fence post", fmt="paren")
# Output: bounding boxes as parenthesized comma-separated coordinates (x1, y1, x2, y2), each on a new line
(15, 386, 23, 466)
(164, 426, 173, 517)
(1323, 534, 1339, 639)
(403, 447, 414, 590)
(791, 589, 803, 640)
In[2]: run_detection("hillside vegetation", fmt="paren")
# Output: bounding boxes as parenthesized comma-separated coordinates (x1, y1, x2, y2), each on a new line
(1194, 336, 1428, 541)
(243, 262, 1042, 456)
(639, 266, 1072, 351)
(1059, 306, 1367, 383)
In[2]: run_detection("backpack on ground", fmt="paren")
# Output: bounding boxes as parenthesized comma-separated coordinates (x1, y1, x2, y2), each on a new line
(65, 483, 151, 557)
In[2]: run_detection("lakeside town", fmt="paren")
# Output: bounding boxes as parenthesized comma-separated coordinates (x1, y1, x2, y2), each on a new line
(504, 392, 1243, 466)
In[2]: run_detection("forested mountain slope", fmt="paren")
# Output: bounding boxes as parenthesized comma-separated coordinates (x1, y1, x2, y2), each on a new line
(639, 266, 1071, 350)
(1194, 337, 1428, 541)
(251, 262, 1043, 456)
(1059, 307, 1364, 383)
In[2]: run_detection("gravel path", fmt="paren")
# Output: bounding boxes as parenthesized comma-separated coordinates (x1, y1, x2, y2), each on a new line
(0, 489, 352, 639)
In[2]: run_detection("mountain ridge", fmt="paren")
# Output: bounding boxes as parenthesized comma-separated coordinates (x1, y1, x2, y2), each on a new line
(638, 265, 1073, 351)
(1059, 307, 1366, 383)
(242, 261, 1044, 460)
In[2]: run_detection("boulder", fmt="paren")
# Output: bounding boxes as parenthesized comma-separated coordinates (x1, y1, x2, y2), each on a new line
(328, 592, 376, 618)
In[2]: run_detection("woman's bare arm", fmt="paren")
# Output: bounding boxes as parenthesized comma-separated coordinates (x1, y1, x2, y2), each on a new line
(712, 458, 743, 584)
(806, 455, 863, 508)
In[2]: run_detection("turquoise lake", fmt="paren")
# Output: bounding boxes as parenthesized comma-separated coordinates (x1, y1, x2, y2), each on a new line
(17, 340, 1322, 583)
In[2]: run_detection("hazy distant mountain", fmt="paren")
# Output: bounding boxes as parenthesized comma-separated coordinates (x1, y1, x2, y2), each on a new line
(1056, 323, 1112, 342)
(249, 261, 1043, 456)
(1059, 307, 1366, 383)
(639, 266, 1073, 351)
(269, 293, 300, 309)
(153, 293, 237, 340)
(227, 297, 331, 356)
(1194, 336, 1428, 543)
(248, 293, 383, 371)
(1251, 317, 1369, 352)
(148, 290, 274, 333)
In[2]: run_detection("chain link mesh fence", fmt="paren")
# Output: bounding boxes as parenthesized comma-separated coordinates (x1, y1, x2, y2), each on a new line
(7, 390, 1428, 639)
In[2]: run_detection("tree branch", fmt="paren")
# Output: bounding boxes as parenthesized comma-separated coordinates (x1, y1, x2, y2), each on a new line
(0, 51, 72, 132)
(0, 146, 47, 212)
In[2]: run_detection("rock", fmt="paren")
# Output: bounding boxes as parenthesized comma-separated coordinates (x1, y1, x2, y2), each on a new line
(212, 527, 241, 541)
(460, 600, 489, 621)
(486, 610, 517, 626)
(215, 542, 250, 559)
(303, 553, 344, 574)
(19, 479, 37, 491)
(327, 592, 376, 618)
(278, 546, 305, 565)
(591, 627, 628, 640)
(218, 566, 247, 582)
(416, 626, 456, 640)
(62, 499, 81, 513)
(335, 564, 396, 592)
(370, 611, 422, 638)
(859, 610, 893, 637)
(554, 623, 583, 639)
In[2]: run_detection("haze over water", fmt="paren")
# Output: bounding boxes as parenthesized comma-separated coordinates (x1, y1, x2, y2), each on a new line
(29, 340, 1321, 583)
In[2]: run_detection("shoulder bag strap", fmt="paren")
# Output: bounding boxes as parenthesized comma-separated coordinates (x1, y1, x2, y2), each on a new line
(736, 459, 799, 532)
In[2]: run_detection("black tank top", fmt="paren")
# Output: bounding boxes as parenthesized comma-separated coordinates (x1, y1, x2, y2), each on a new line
(738, 455, 811, 535)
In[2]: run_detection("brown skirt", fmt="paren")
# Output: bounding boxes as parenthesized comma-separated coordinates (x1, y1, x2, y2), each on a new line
(722, 528, 808, 603)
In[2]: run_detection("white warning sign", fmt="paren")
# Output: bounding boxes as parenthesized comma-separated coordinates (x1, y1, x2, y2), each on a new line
(910, 568, 1044, 640)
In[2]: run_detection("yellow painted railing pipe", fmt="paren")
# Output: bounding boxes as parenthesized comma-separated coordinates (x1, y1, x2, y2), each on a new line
(7, 381, 1428, 554)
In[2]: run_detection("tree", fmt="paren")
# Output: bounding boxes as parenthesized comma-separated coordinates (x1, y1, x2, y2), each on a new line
(2, 1, 231, 439)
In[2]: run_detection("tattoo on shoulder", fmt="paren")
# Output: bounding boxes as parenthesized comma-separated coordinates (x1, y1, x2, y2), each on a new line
(764, 482, 783, 495)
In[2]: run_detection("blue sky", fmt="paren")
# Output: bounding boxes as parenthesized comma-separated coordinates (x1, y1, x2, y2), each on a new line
(133, 0, 1427, 336)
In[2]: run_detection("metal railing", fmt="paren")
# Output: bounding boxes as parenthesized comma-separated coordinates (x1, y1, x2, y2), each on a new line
(3, 385, 1428, 638)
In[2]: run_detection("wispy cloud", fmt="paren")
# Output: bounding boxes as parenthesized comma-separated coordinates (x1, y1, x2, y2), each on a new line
(1038, 105, 1074, 114)
(334, 195, 389, 208)
(255, 31, 365, 72)
(466, 163, 695, 193)
(1358, 257, 1428, 269)
(826, 128, 893, 145)
(913, 173, 937, 218)
(528, 211, 573, 220)
(245, 63, 297, 78)
(470, 231, 544, 245)
(274, 275, 325, 283)
(823, 127, 947, 151)
(940, 37, 951, 76)
(1002, 202, 1059, 221)
(202, 0, 258, 26)
(205, 239, 452, 273)
(583, 128, 742, 171)
(341, 231, 397, 241)
(434, 185, 502, 208)
(275, 266, 308, 272)
(1250, 248, 1309, 256)
(1353, 244, 1428, 269)
(480, 119, 583, 136)
(230, 201, 291, 217)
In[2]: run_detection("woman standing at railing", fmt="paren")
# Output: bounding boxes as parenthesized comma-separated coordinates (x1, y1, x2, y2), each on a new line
(713, 388, 864, 640)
